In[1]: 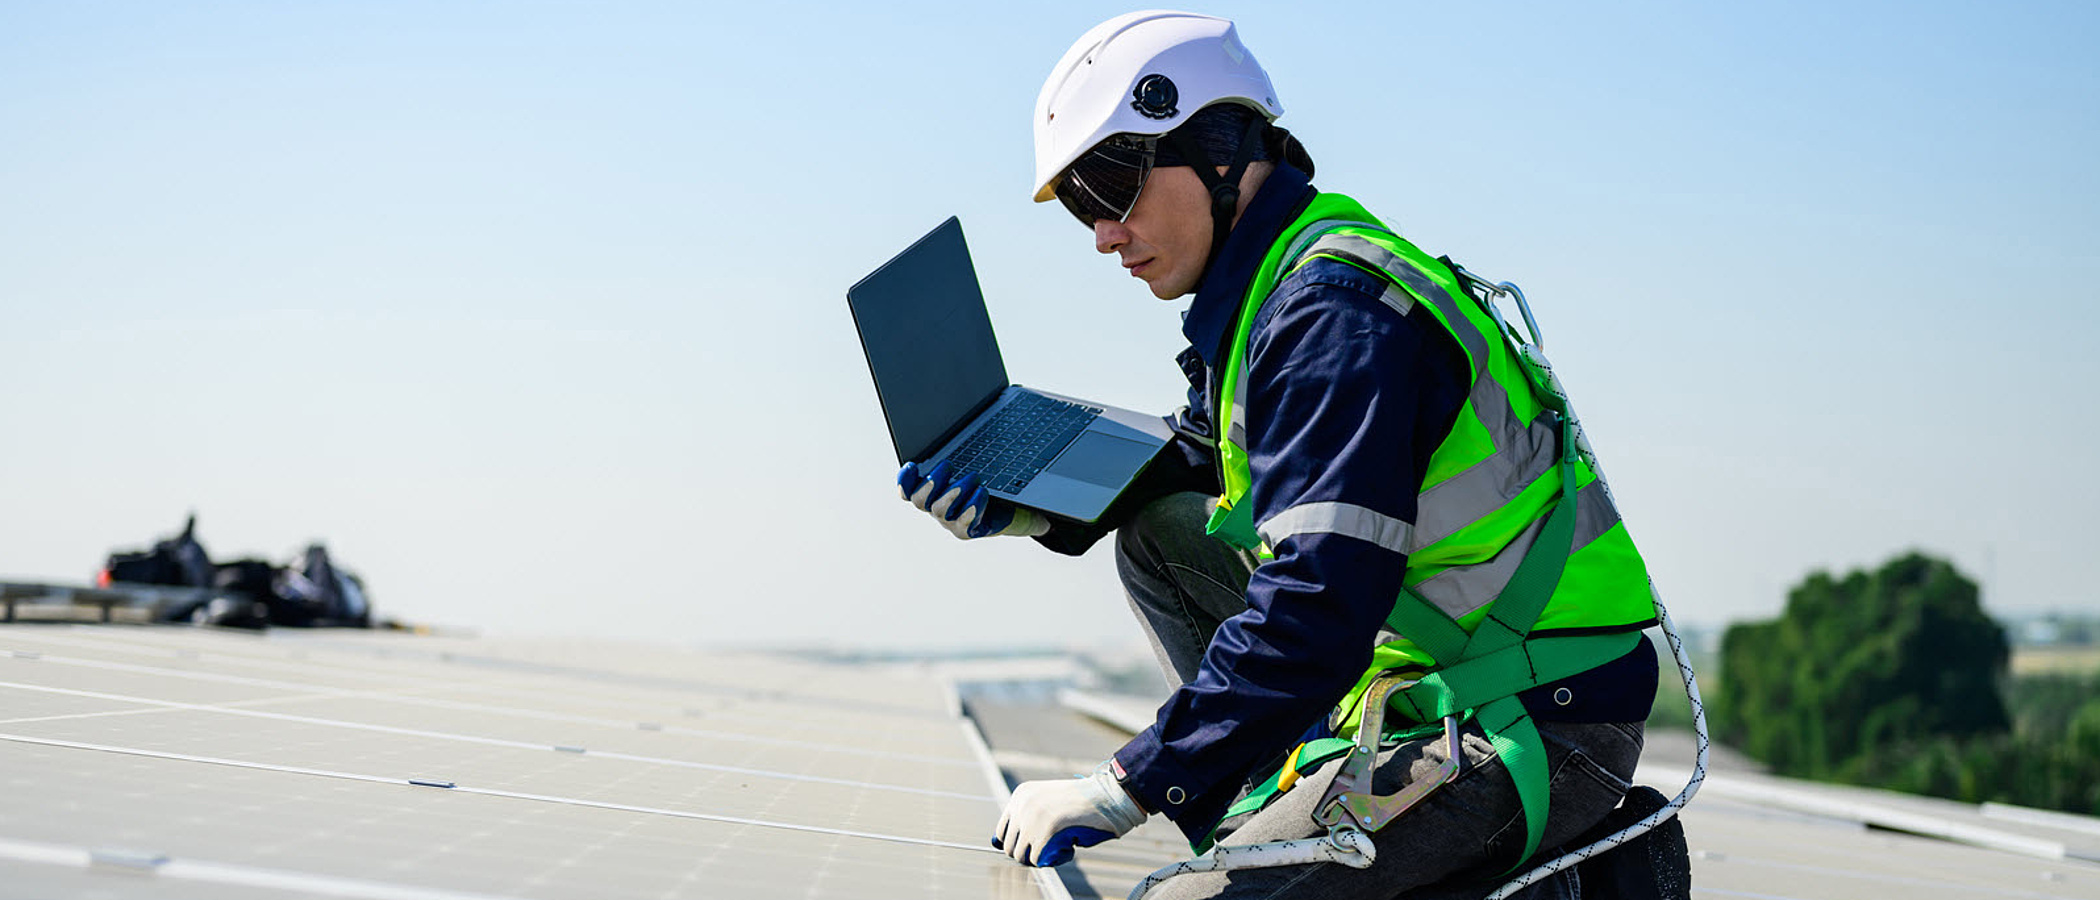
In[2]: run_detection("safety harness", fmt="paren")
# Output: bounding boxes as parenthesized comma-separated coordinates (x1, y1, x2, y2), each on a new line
(1203, 359, 1635, 867)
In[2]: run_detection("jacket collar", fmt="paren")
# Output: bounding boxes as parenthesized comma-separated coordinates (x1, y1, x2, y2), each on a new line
(1181, 163, 1316, 369)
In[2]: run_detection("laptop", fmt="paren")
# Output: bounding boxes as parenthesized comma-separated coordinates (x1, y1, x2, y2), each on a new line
(847, 217, 1173, 524)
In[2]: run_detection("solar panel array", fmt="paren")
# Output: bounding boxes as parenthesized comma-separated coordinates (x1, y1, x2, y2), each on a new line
(12, 622, 2098, 900)
(0, 624, 1063, 900)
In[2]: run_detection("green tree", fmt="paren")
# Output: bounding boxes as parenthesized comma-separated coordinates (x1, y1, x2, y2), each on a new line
(1716, 552, 2009, 777)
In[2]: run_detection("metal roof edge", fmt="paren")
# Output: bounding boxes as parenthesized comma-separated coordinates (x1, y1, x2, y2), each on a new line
(951, 676, 1077, 900)
(1642, 765, 2072, 862)
(1982, 802, 2100, 842)
(1058, 687, 1157, 734)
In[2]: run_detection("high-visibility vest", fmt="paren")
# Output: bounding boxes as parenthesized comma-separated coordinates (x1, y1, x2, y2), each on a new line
(1203, 191, 1658, 864)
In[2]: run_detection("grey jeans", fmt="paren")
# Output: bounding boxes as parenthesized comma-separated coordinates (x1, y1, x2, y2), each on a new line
(1114, 492, 1643, 900)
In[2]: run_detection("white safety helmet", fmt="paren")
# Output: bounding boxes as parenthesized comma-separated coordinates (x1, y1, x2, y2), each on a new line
(1031, 11, 1283, 206)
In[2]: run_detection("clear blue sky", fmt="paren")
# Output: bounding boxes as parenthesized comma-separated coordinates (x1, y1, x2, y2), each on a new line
(3, 1, 2095, 648)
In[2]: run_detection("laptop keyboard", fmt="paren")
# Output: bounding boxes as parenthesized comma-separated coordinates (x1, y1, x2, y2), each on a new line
(945, 393, 1104, 495)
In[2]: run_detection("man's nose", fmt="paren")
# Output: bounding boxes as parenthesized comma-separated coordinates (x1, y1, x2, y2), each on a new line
(1094, 219, 1128, 254)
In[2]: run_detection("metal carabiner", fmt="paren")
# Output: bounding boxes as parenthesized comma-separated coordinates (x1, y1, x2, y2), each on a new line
(1452, 263, 1546, 351)
(1312, 675, 1465, 833)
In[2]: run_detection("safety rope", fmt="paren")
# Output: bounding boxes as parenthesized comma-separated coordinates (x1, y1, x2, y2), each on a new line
(1127, 827, 1375, 900)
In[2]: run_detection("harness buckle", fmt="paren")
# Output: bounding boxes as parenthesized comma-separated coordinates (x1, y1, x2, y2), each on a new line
(1312, 673, 1464, 833)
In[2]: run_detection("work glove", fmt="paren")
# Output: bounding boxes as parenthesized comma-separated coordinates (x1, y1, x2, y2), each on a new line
(898, 460, 1049, 540)
(993, 761, 1148, 867)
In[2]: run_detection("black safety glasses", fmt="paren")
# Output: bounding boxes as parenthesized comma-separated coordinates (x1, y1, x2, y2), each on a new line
(1053, 135, 1157, 229)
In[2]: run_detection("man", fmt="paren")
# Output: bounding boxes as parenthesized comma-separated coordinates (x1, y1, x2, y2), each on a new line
(899, 12, 1661, 898)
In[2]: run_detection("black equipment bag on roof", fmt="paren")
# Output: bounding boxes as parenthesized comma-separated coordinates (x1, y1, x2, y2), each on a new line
(102, 515, 214, 590)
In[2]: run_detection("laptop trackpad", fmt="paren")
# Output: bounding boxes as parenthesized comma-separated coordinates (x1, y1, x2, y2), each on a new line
(1051, 430, 1157, 488)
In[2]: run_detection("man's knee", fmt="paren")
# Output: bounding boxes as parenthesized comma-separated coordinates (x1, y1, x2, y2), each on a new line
(1115, 491, 1217, 569)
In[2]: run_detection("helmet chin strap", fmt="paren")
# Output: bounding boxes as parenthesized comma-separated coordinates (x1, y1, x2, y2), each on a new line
(1168, 117, 1271, 280)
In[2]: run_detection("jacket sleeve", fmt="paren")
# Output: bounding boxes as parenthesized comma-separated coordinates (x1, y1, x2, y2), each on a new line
(1111, 264, 1471, 841)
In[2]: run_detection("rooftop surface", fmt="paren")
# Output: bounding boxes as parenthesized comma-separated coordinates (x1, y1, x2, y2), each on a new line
(1, 623, 2095, 900)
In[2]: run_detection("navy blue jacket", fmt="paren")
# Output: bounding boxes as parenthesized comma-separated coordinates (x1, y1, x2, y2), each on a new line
(1040, 164, 1655, 842)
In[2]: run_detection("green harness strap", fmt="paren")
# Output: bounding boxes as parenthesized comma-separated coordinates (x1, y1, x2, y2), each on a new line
(1378, 409, 1629, 871)
(1197, 736, 1358, 853)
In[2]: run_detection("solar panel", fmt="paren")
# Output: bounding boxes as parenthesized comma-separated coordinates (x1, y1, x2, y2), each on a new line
(0, 625, 1066, 900)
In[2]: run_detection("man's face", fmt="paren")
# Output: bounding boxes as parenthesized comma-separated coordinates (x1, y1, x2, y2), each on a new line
(1093, 165, 1214, 300)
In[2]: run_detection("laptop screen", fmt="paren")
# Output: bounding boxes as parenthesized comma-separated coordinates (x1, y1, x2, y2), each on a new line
(846, 217, 1010, 464)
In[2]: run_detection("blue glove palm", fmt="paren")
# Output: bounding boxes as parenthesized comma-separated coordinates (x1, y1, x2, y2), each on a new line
(992, 825, 1116, 868)
(992, 826, 1116, 868)
(899, 460, 1049, 540)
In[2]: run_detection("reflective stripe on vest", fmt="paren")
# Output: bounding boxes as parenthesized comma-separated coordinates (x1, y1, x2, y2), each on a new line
(1391, 478, 1622, 627)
